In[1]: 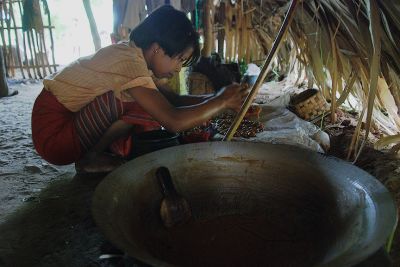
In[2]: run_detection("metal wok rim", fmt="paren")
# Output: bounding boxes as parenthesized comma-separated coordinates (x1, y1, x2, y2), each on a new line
(92, 141, 398, 267)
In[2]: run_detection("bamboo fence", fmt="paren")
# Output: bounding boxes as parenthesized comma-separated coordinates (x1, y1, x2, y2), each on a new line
(0, 0, 57, 79)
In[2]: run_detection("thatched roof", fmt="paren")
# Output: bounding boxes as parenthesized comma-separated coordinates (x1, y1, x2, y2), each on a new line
(230, 0, 400, 159)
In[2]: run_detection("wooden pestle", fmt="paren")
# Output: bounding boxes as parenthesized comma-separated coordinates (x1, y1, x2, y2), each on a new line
(156, 166, 191, 228)
(223, 0, 300, 141)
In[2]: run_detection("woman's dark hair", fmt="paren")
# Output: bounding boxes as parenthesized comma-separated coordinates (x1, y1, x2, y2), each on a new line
(130, 5, 200, 67)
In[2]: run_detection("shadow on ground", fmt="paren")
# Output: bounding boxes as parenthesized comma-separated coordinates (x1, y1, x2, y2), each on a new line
(0, 161, 395, 267)
(0, 173, 147, 267)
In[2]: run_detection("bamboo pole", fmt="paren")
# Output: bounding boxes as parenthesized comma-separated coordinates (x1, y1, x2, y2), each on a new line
(217, 2, 225, 57)
(42, 0, 56, 72)
(30, 29, 43, 78)
(40, 32, 52, 74)
(224, 3, 232, 61)
(0, 3, 9, 77)
(0, 47, 10, 97)
(35, 30, 47, 76)
(237, 1, 244, 61)
(3, 2, 15, 77)
(233, 7, 239, 62)
(26, 30, 39, 79)
(201, 0, 213, 57)
(16, 0, 32, 78)
(245, 14, 252, 63)
(8, 1, 25, 78)
(223, 0, 300, 141)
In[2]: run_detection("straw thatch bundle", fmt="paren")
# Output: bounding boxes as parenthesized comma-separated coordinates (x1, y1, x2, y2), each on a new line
(242, 0, 400, 160)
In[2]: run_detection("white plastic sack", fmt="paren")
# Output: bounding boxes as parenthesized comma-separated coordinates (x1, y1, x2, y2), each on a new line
(232, 105, 330, 153)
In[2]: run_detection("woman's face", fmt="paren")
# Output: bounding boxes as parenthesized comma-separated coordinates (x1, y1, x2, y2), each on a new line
(151, 46, 193, 79)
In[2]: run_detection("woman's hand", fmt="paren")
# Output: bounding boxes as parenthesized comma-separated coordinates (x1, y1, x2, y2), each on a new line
(215, 83, 249, 111)
(127, 83, 248, 132)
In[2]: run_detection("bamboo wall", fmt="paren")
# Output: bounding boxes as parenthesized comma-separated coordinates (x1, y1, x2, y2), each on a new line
(0, 0, 56, 79)
(201, 0, 265, 63)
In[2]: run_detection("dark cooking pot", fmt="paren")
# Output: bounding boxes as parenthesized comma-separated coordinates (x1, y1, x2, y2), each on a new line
(93, 142, 397, 267)
(131, 129, 180, 158)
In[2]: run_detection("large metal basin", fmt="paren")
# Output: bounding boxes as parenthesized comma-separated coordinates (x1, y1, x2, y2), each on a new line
(92, 142, 397, 267)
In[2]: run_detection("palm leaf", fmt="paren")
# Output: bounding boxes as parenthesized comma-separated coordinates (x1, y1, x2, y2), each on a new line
(354, 0, 382, 162)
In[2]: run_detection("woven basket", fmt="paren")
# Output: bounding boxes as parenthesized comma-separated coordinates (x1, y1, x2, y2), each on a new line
(292, 89, 330, 121)
(187, 72, 215, 95)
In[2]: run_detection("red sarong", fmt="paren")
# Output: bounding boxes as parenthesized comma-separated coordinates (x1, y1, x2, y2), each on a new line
(32, 89, 160, 165)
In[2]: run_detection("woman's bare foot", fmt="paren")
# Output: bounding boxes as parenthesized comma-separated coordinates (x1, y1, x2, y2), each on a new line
(75, 151, 126, 174)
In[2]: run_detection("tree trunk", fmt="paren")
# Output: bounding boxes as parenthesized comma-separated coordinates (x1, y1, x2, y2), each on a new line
(82, 0, 101, 51)
(0, 47, 9, 98)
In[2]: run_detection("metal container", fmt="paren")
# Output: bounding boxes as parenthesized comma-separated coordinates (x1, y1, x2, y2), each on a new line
(131, 129, 180, 158)
(93, 142, 397, 267)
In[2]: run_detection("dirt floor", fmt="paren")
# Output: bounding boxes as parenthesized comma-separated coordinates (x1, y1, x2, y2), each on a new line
(0, 81, 399, 267)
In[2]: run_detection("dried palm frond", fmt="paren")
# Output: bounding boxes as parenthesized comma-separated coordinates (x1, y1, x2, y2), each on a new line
(374, 134, 400, 150)
(209, 1, 400, 156)
(248, 0, 400, 159)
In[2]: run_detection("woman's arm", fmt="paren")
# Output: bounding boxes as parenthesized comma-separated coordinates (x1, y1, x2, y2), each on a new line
(157, 86, 214, 106)
(127, 83, 246, 132)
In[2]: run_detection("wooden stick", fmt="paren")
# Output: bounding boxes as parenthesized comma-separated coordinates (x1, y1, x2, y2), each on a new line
(223, 0, 300, 141)
(16, 0, 32, 78)
(9, 1, 25, 78)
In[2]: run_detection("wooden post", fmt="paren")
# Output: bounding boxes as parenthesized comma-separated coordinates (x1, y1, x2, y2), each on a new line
(0, 3, 9, 77)
(201, 0, 212, 57)
(0, 48, 9, 97)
